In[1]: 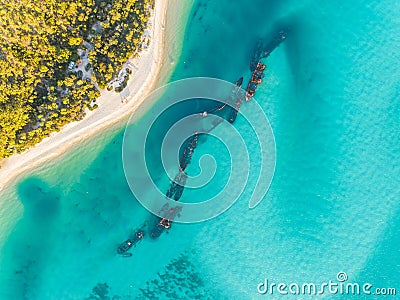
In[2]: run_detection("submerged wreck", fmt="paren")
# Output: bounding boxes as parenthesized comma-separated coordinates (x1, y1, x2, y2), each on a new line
(117, 228, 145, 256)
(250, 29, 288, 72)
(246, 62, 266, 101)
(117, 30, 288, 254)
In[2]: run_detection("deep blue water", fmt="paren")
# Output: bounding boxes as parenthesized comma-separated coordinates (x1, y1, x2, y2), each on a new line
(0, 0, 399, 299)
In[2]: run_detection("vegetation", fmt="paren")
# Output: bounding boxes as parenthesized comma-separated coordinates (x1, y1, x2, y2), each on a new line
(0, 0, 154, 158)
(114, 74, 130, 93)
(85, 282, 118, 300)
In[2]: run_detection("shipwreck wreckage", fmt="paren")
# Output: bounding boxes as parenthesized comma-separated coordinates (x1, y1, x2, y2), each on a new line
(117, 30, 288, 255)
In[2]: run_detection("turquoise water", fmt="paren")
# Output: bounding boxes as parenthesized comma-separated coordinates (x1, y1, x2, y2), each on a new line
(1, 0, 400, 299)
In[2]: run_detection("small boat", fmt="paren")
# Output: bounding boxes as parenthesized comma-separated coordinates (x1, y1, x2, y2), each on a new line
(117, 230, 145, 254)
(228, 108, 238, 123)
(117, 239, 133, 254)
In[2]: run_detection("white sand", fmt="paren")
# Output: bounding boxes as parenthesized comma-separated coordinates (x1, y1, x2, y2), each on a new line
(0, 0, 169, 191)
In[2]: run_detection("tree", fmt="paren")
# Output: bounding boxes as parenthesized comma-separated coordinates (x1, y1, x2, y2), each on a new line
(0, 0, 154, 158)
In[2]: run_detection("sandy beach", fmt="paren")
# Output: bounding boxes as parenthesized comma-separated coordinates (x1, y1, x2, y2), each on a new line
(0, 0, 170, 191)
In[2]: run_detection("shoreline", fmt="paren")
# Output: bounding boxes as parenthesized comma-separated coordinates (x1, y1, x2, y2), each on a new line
(0, 0, 171, 191)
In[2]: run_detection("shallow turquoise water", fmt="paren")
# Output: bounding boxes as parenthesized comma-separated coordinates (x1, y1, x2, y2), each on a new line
(1, 0, 399, 299)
